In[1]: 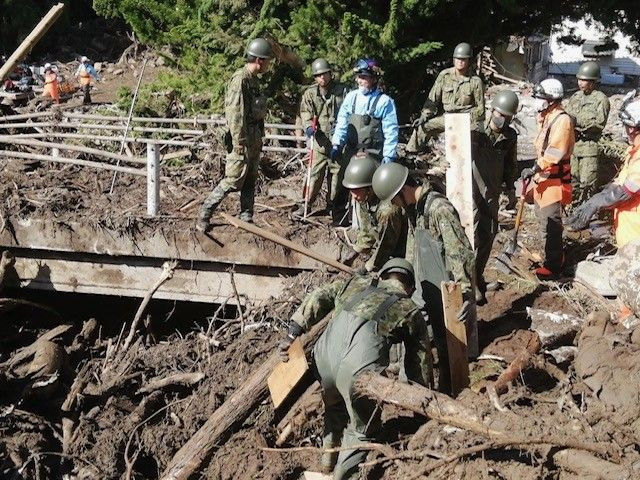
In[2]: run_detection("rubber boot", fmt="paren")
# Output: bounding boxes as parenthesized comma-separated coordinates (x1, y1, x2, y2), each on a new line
(239, 183, 255, 224)
(197, 186, 225, 231)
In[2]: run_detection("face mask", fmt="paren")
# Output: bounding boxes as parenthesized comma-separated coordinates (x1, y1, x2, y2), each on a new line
(490, 114, 507, 130)
(358, 86, 371, 94)
(533, 98, 549, 112)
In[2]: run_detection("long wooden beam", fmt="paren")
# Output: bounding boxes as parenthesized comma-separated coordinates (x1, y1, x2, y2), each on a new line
(0, 3, 66, 81)
(0, 150, 145, 176)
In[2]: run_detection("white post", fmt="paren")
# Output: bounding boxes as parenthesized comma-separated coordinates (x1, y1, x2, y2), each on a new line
(146, 142, 159, 216)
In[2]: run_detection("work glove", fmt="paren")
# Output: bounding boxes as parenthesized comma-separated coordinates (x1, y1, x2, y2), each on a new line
(330, 145, 340, 161)
(278, 322, 304, 362)
(457, 298, 476, 325)
(567, 201, 598, 231)
(305, 126, 315, 138)
(519, 165, 539, 182)
(382, 156, 394, 164)
(567, 184, 632, 231)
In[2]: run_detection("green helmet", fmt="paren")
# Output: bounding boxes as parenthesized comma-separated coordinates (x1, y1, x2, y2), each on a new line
(342, 154, 380, 189)
(491, 90, 519, 116)
(576, 61, 600, 81)
(453, 42, 473, 59)
(311, 58, 331, 76)
(371, 163, 409, 202)
(380, 257, 415, 278)
(246, 38, 273, 59)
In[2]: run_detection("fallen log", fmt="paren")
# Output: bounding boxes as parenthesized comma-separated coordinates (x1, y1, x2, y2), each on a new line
(552, 449, 632, 480)
(352, 372, 610, 457)
(491, 333, 541, 396)
(0, 324, 72, 373)
(160, 314, 331, 480)
(137, 372, 205, 395)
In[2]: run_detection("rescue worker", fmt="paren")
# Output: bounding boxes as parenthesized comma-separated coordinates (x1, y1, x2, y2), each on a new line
(519, 79, 575, 278)
(406, 42, 485, 154)
(371, 163, 477, 393)
(296, 58, 349, 220)
(278, 258, 432, 479)
(197, 38, 272, 230)
(42, 63, 60, 104)
(565, 61, 610, 205)
(472, 90, 519, 304)
(568, 94, 640, 248)
(342, 154, 407, 271)
(75, 56, 102, 105)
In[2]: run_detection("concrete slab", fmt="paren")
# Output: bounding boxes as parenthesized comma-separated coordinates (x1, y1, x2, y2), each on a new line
(575, 257, 617, 297)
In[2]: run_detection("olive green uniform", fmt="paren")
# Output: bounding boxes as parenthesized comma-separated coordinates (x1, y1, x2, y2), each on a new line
(407, 183, 477, 387)
(353, 198, 407, 272)
(291, 274, 431, 479)
(300, 81, 349, 208)
(407, 67, 485, 153)
(198, 66, 267, 223)
(565, 89, 610, 205)
(472, 120, 518, 291)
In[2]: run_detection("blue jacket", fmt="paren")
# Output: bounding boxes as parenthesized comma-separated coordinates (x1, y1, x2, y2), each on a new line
(331, 88, 398, 162)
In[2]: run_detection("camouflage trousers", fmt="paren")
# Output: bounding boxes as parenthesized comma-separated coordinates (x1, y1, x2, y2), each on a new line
(305, 148, 348, 213)
(571, 153, 601, 206)
(406, 115, 445, 154)
(474, 215, 498, 289)
(198, 144, 261, 223)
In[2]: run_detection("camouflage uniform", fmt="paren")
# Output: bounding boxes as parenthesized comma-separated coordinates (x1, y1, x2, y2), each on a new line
(611, 239, 640, 320)
(198, 66, 267, 223)
(472, 120, 518, 291)
(565, 89, 610, 205)
(353, 198, 407, 272)
(300, 81, 349, 209)
(406, 67, 485, 153)
(291, 274, 431, 479)
(406, 182, 477, 387)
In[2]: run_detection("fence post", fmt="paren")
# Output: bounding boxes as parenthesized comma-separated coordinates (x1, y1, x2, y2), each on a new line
(146, 142, 159, 216)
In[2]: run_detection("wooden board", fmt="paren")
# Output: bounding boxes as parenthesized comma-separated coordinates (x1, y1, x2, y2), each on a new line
(304, 472, 333, 480)
(267, 338, 309, 408)
(441, 281, 469, 396)
(445, 113, 474, 249)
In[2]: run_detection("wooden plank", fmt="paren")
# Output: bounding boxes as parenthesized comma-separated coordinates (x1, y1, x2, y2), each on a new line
(444, 113, 474, 249)
(441, 281, 469, 396)
(0, 3, 66, 81)
(267, 338, 309, 408)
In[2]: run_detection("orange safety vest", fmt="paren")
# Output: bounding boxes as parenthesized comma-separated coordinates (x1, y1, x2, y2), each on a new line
(79, 65, 92, 86)
(614, 143, 640, 247)
(533, 106, 575, 208)
(43, 72, 59, 101)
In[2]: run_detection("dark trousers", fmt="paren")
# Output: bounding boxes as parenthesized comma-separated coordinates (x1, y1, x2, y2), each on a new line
(82, 84, 91, 104)
(535, 201, 564, 271)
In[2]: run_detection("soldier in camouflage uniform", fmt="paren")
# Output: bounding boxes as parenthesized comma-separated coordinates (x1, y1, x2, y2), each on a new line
(296, 59, 349, 218)
(565, 61, 610, 206)
(342, 154, 408, 271)
(406, 43, 485, 154)
(197, 38, 273, 230)
(279, 258, 431, 479)
(472, 90, 519, 304)
(372, 163, 477, 393)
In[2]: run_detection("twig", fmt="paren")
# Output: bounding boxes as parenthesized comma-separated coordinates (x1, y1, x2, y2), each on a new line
(227, 266, 246, 334)
(121, 260, 177, 352)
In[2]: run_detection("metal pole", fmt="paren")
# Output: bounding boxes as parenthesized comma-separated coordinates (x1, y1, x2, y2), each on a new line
(146, 143, 160, 216)
(109, 57, 148, 194)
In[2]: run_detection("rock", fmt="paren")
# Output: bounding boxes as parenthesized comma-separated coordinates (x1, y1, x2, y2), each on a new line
(94, 62, 103, 72)
(575, 256, 617, 297)
(527, 307, 582, 348)
(155, 56, 166, 66)
(112, 69, 124, 76)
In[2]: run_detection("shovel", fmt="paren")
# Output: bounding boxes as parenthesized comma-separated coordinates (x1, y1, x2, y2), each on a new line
(495, 178, 530, 274)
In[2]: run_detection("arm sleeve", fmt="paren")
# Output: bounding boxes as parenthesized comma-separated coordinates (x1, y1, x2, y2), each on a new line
(381, 97, 399, 160)
(432, 204, 475, 294)
(586, 96, 610, 136)
(225, 74, 246, 148)
(353, 203, 377, 253)
(331, 91, 354, 146)
(290, 278, 348, 331)
(368, 202, 404, 270)
(87, 65, 101, 81)
(472, 78, 486, 122)
(538, 114, 574, 170)
(403, 310, 433, 388)
(299, 89, 314, 129)
(428, 71, 444, 110)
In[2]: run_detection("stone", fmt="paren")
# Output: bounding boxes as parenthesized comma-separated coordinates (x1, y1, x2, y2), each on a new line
(574, 256, 616, 297)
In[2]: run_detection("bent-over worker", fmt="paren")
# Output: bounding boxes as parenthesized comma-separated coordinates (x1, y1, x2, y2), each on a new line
(279, 258, 431, 479)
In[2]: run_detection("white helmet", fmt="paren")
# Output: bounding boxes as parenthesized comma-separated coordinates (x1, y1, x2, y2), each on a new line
(534, 78, 564, 100)
(44, 62, 52, 70)
(80, 56, 89, 63)
(619, 91, 640, 128)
